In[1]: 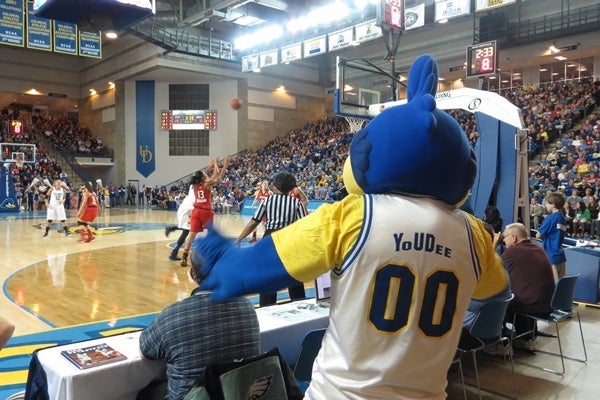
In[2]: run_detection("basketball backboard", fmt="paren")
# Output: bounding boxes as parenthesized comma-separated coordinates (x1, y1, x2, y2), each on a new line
(1, 143, 37, 164)
(334, 56, 399, 120)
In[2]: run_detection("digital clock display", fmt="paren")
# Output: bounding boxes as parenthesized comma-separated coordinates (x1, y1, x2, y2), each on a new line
(466, 41, 497, 78)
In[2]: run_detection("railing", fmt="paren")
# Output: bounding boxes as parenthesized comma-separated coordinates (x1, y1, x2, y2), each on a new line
(476, 3, 600, 46)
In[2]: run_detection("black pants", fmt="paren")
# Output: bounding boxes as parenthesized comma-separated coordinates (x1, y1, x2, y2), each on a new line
(259, 228, 306, 307)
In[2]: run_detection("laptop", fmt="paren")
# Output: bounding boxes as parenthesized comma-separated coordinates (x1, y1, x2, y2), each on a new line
(314, 272, 332, 307)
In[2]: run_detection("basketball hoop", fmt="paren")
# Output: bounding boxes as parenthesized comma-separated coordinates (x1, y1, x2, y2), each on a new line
(344, 117, 366, 133)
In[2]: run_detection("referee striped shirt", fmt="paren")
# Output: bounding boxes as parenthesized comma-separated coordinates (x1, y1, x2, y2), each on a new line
(252, 193, 307, 232)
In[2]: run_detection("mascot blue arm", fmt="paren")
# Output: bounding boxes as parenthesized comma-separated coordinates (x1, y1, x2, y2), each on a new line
(195, 229, 299, 299)
(196, 53, 479, 300)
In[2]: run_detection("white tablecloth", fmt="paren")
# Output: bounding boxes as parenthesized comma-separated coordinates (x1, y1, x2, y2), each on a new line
(36, 299, 329, 400)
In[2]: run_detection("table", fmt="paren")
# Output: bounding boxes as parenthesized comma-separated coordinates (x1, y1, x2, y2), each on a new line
(35, 331, 166, 400)
(256, 298, 330, 365)
(33, 299, 329, 400)
(565, 247, 600, 304)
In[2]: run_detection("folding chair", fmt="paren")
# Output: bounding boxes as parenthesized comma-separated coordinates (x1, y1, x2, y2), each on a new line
(292, 328, 326, 393)
(511, 274, 587, 376)
(457, 294, 517, 400)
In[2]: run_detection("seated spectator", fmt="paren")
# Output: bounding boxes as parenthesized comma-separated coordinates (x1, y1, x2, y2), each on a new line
(496, 223, 555, 351)
(138, 251, 260, 400)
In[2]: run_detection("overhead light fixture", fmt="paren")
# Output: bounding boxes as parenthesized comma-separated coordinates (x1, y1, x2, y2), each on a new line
(25, 88, 42, 95)
(343, 84, 354, 91)
(554, 55, 567, 61)
(89, 88, 97, 95)
(105, 31, 118, 39)
(276, 85, 286, 93)
(438, 18, 448, 24)
(548, 44, 559, 54)
(252, 67, 261, 73)
(108, 81, 115, 90)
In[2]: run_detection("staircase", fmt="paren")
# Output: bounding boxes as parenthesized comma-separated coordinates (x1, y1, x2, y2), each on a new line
(36, 134, 89, 189)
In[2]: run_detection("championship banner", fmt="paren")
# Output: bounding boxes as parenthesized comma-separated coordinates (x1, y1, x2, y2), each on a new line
(53, 20, 77, 55)
(242, 54, 259, 72)
(434, 0, 470, 21)
(475, 0, 516, 12)
(78, 30, 101, 58)
(405, 3, 425, 31)
(26, 1, 51, 51)
(136, 81, 156, 178)
(0, 0, 24, 47)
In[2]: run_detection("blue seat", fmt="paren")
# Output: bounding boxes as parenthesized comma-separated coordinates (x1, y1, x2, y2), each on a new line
(511, 274, 587, 376)
(292, 328, 326, 393)
(458, 294, 517, 400)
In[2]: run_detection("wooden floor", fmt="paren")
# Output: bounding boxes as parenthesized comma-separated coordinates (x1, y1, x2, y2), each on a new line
(1, 206, 251, 335)
(2, 206, 600, 399)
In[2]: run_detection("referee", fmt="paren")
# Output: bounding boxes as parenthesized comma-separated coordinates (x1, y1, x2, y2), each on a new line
(237, 171, 308, 306)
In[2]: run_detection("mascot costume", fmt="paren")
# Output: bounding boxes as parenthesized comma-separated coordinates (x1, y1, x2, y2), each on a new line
(195, 54, 509, 399)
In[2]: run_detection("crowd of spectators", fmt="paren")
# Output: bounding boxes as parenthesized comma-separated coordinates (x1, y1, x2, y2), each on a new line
(2, 77, 599, 219)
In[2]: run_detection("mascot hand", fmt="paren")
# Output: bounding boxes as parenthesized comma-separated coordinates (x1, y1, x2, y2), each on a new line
(195, 229, 299, 300)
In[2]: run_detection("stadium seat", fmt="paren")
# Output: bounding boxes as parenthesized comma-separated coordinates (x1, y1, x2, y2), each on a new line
(292, 328, 326, 393)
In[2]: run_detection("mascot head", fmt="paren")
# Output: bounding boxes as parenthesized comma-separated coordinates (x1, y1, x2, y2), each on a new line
(343, 54, 477, 206)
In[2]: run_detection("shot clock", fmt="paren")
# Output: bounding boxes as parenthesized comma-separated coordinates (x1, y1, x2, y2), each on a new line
(466, 41, 497, 78)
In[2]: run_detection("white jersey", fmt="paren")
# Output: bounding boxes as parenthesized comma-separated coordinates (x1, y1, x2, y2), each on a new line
(47, 187, 67, 221)
(288, 195, 506, 400)
(177, 194, 194, 230)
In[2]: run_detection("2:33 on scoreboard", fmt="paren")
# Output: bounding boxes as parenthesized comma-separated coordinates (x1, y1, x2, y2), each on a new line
(466, 41, 497, 78)
(161, 110, 217, 130)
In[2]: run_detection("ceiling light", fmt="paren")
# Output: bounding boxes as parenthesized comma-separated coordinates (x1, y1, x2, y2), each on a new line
(252, 67, 261, 73)
(554, 55, 567, 61)
(89, 88, 97, 95)
(276, 85, 286, 93)
(105, 31, 118, 39)
(548, 44, 559, 54)
(25, 89, 42, 95)
(539, 68, 548, 72)
(108, 81, 115, 89)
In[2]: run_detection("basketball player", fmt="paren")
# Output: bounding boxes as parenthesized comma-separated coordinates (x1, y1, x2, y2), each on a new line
(180, 156, 230, 267)
(42, 180, 71, 238)
(77, 182, 100, 242)
(165, 192, 194, 261)
(249, 180, 273, 242)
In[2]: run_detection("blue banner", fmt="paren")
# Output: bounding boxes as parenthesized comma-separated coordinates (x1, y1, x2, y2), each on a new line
(0, 166, 18, 212)
(53, 20, 77, 54)
(0, 0, 24, 47)
(27, 1, 51, 51)
(136, 81, 156, 177)
(79, 30, 101, 58)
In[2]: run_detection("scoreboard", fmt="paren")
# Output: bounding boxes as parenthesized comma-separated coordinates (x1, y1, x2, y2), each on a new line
(160, 110, 217, 130)
(466, 41, 497, 78)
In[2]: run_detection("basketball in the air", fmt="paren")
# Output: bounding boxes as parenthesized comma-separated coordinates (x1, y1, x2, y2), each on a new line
(230, 98, 242, 110)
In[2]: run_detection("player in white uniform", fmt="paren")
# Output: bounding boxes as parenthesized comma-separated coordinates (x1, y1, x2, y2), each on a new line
(43, 180, 71, 237)
(165, 190, 194, 261)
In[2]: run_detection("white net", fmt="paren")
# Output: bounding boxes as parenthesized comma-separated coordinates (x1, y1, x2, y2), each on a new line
(344, 117, 366, 133)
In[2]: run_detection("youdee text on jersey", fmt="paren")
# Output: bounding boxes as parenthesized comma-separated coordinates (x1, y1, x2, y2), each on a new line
(393, 232, 452, 258)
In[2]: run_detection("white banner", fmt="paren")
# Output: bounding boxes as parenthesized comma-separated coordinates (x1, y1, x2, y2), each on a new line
(281, 42, 302, 64)
(476, 0, 517, 12)
(241, 54, 259, 72)
(260, 49, 278, 68)
(405, 3, 425, 30)
(435, 0, 470, 21)
(303, 35, 326, 58)
(328, 27, 353, 51)
(354, 19, 382, 43)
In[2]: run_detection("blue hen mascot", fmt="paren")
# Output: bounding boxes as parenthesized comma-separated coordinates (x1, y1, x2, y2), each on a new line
(195, 54, 509, 400)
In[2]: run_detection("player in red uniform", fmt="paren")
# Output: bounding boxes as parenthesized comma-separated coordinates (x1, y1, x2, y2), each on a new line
(249, 180, 273, 242)
(77, 182, 99, 243)
(180, 156, 230, 266)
